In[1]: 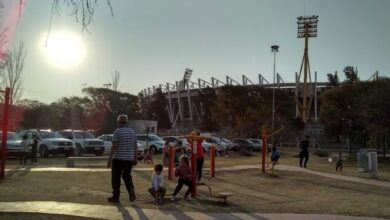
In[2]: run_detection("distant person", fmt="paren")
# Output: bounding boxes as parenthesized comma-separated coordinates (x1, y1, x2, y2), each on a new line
(171, 155, 192, 201)
(30, 133, 39, 163)
(148, 164, 166, 205)
(299, 135, 310, 168)
(143, 150, 154, 164)
(270, 146, 280, 169)
(336, 151, 344, 172)
(20, 135, 29, 166)
(107, 114, 138, 203)
(162, 141, 170, 167)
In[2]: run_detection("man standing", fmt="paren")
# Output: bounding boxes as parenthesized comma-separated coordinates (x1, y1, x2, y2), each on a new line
(107, 114, 138, 203)
(299, 135, 310, 168)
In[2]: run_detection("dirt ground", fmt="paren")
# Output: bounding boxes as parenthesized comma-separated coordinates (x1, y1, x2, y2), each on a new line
(1, 150, 390, 219)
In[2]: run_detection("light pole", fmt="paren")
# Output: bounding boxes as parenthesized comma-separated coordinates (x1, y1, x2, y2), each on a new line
(271, 45, 279, 130)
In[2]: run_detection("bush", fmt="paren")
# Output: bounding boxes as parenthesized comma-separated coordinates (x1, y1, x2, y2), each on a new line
(313, 149, 330, 157)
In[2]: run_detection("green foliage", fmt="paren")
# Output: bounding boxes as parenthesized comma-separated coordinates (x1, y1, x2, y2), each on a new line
(327, 71, 339, 88)
(343, 66, 359, 84)
(320, 78, 390, 145)
(18, 87, 140, 134)
(212, 85, 294, 137)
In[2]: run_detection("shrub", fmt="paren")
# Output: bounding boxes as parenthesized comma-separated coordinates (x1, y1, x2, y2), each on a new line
(313, 149, 329, 157)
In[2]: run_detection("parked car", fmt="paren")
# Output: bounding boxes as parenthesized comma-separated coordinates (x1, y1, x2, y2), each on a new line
(232, 138, 256, 152)
(204, 137, 228, 151)
(248, 138, 262, 151)
(220, 138, 239, 150)
(136, 134, 165, 154)
(162, 136, 190, 149)
(18, 129, 74, 158)
(1, 131, 23, 157)
(58, 130, 105, 156)
(97, 134, 144, 155)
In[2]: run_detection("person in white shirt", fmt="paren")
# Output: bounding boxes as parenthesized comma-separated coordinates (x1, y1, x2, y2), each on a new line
(148, 164, 166, 205)
(20, 135, 29, 165)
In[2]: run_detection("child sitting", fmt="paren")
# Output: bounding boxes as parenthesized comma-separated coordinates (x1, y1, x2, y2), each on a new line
(148, 164, 166, 205)
(270, 146, 280, 169)
(143, 150, 154, 164)
(336, 151, 344, 172)
(171, 155, 192, 201)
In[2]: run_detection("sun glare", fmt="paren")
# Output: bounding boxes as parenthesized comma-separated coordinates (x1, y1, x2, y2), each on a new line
(42, 31, 85, 68)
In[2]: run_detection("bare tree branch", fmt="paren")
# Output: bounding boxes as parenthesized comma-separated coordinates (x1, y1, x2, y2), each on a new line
(0, 43, 27, 104)
(54, 0, 113, 31)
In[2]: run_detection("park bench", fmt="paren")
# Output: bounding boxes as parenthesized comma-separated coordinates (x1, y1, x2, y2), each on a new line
(66, 156, 108, 167)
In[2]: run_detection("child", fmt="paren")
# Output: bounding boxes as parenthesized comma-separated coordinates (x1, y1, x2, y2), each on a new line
(336, 151, 344, 172)
(148, 164, 166, 205)
(162, 141, 170, 166)
(171, 155, 192, 201)
(143, 150, 154, 164)
(270, 146, 280, 169)
(20, 135, 29, 166)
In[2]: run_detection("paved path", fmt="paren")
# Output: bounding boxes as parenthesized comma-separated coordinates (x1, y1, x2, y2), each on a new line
(0, 201, 386, 220)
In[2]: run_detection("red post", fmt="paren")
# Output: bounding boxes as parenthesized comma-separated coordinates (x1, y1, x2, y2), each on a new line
(191, 139, 197, 198)
(1, 88, 11, 179)
(261, 128, 267, 173)
(210, 145, 215, 178)
(168, 145, 174, 180)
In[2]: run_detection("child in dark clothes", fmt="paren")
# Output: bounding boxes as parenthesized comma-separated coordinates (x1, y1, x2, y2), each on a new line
(336, 151, 344, 172)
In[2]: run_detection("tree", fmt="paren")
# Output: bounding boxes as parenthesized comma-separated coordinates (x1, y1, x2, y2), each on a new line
(0, 43, 26, 104)
(53, 0, 113, 31)
(111, 70, 120, 91)
(327, 71, 339, 88)
(82, 87, 140, 133)
(143, 88, 170, 130)
(343, 66, 359, 84)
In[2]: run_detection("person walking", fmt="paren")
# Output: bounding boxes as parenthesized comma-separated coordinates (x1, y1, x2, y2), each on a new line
(107, 114, 138, 203)
(299, 135, 310, 168)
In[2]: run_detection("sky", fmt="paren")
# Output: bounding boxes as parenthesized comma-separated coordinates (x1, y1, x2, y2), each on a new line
(2, 0, 390, 103)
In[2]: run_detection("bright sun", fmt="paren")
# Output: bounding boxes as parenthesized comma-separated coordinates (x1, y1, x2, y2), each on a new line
(42, 31, 86, 68)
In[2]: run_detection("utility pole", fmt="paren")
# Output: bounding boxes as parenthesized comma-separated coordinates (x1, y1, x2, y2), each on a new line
(271, 45, 279, 130)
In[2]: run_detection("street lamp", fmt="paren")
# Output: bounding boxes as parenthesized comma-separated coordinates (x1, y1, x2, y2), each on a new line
(271, 45, 279, 130)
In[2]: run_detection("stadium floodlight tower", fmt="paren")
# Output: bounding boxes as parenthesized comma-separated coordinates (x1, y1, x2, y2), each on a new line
(271, 45, 279, 130)
(296, 15, 318, 124)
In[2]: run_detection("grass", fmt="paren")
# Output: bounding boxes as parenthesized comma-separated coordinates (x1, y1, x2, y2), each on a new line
(1, 150, 390, 219)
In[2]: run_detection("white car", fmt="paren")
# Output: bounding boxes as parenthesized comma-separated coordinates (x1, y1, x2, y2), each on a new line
(97, 134, 144, 155)
(18, 129, 74, 158)
(58, 130, 105, 156)
(136, 134, 165, 154)
(1, 131, 23, 157)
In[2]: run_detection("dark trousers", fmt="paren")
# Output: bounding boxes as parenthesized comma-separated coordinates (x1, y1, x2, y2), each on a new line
(31, 147, 37, 163)
(196, 157, 204, 181)
(111, 159, 134, 199)
(173, 178, 192, 197)
(19, 152, 27, 165)
(299, 151, 309, 168)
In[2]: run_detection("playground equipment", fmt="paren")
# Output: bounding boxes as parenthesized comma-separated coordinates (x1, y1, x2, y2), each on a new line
(261, 123, 285, 174)
(0, 87, 11, 179)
